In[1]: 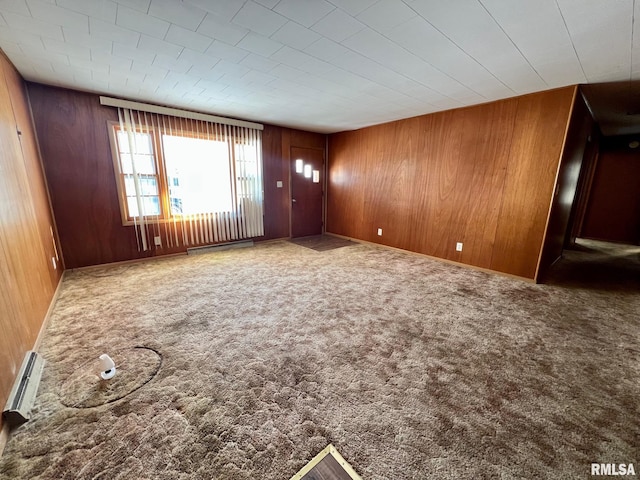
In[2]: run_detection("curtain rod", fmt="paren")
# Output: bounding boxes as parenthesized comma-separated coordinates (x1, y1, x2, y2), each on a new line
(99, 96, 264, 131)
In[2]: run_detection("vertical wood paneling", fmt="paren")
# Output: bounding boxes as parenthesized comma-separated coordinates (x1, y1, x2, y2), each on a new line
(457, 100, 518, 268)
(491, 87, 575, 278)
(407, 110, 463, 257)
(262, 124, 289, 239)
(328, 87, 576, 279)
(327, 130, 369, 241)
(290, 129, 325, 150)
(0, 55, 61, 432)
(368, 118, 420, 250)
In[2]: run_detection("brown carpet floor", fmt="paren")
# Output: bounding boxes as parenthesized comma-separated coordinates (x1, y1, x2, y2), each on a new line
(0, 239, 638, 479)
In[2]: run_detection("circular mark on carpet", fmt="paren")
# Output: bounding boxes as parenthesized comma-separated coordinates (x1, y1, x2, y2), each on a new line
(59, 346, 162, 408)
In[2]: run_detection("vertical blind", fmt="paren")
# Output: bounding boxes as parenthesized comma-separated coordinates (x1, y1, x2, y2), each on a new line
(115, 106, 264, 252)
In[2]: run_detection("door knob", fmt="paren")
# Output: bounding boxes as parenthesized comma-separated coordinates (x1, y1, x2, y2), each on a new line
(292, 198, 297, 203)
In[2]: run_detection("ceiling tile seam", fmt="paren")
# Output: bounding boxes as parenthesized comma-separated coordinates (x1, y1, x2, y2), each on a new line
(267, 5, 338, 46)
(261, 7, 427, 99)
(400, 0, 516, 95)
(324, 0, 368, 17)
(24, 0, 33, 20)
(355, 18, 491, 101)
(477, 0, 548, 88)
(553, 0, 588, 82)
(111, 3, 197, 51)
(80, 4, 219, 58)
(4, 10, 65, 44)
(61, 28, 116, 61)
(130, 0, 151, 15)
(225, 3, 268, 48)
(192, 4, 208, 33)
(316, 15, 368, 49)
(353, 34, 486, 102)
(289, 38, 432, 106)
(316, 5, 340, 28)
(13, 29, 46, 53)
(113, 4, 139, 61)
(295, 29, 472, 102)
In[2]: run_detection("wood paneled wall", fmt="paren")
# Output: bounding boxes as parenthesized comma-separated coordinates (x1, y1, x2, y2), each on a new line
(0, 55, 61, 432)
(262, 126, 326, 240)
(327, 86, 576, 280)
(581, 135, 640, 244)
(538, 91, 595, 276)
(27, 83, 326, 268)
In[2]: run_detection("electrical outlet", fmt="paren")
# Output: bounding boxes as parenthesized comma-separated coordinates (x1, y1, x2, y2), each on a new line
(456, 242, 463, 252)
(154, 236, 162, 246)
(377, 228, 383, 236)
(276, 180, 283, 188)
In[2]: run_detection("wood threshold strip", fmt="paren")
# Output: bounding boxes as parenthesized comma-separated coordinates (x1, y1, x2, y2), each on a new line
(290, 444, 362, 480)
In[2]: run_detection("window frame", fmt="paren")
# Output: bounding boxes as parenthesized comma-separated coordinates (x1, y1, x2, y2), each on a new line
(108, 122, 171, 226)
(108, 121, 259, 227)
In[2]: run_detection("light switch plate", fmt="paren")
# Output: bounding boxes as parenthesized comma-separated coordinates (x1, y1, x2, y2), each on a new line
(276, 181, 283, 188)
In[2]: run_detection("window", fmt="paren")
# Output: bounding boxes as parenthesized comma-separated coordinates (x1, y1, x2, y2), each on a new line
(108, 108, 264, 251)
(114, 130, 161, 218)
(162, 134, 233, 215)
(110, 123, 261, 224)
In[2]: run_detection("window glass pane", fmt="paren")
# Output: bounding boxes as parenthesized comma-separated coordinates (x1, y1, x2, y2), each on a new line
(162, 134, 233, 215)
(235, 143, 259, 200)
(124, 175, 135, 196)
(143, 196, 160, 215)
(119, 153, 155, 175)
(117, 130, 153, 155)
(124, 175, 158, 196)
(235, 143, 258, 176)
(139, 176, 158, 195)
(133, 154, 156, 174)
(127, 197, 138, 217)
(126, 196, 160, 217)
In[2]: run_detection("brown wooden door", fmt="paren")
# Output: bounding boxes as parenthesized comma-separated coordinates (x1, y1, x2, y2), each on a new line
(581, 148, 640, 244)
(291, 147, 323, 237)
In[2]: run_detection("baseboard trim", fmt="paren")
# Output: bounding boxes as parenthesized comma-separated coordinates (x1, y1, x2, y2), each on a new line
(187, 240, 253, 255)
(69, 253, 186, 272)
(324, 232, 535, 283)
(0, 423, 9, 458)
(33, 271, 65, 352)
(1, 272, 65, 458)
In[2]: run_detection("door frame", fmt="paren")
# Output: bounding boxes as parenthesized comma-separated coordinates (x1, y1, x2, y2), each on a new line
(289, 145, 326, 238)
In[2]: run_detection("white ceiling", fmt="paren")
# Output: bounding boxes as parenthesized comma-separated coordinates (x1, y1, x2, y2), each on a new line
(0, 0, 637, 133)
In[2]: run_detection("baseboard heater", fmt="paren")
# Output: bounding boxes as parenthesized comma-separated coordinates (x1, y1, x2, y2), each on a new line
(187, 240, 254, 255)
(2, 351, 45, 427)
